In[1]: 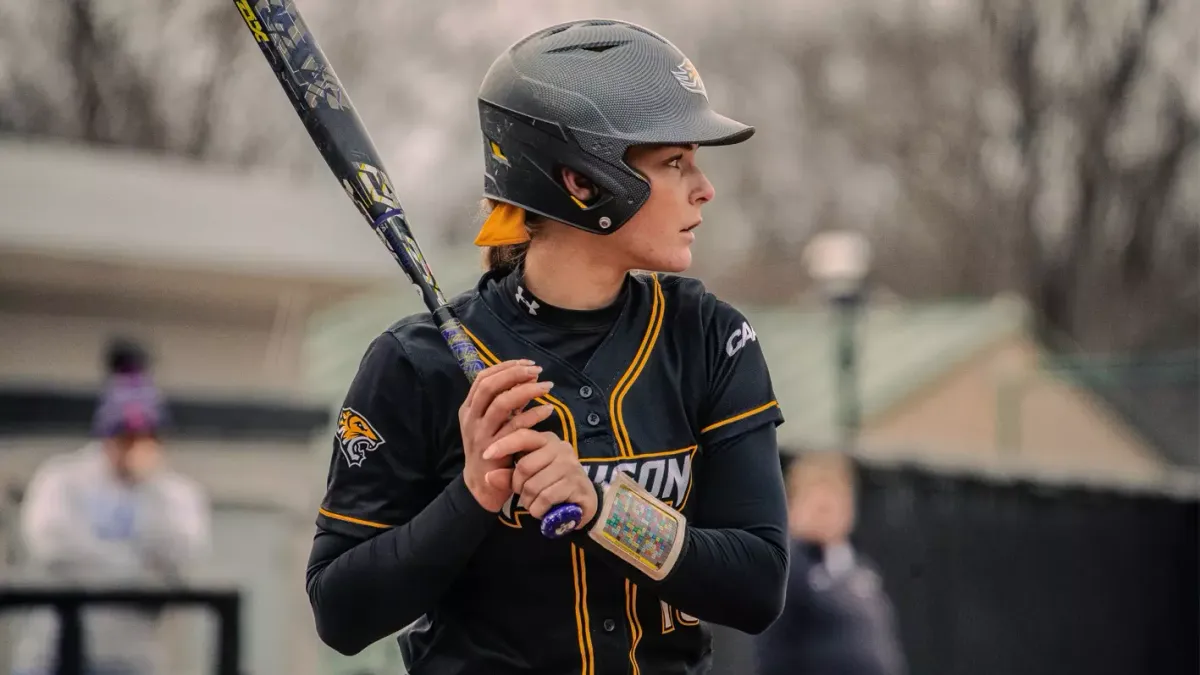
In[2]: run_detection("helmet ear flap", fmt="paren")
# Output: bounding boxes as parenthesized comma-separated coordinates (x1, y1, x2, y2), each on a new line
(478, 101, 649, 234)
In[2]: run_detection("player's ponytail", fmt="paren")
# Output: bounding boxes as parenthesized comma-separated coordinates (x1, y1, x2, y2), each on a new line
(479, 198, 541, 275)
(484, 243, 528, 275)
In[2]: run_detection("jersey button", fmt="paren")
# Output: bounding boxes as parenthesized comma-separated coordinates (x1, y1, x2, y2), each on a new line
(579, 385, 593, 399)
(586, 412, 601, 426)
(603, 619, 616, 632)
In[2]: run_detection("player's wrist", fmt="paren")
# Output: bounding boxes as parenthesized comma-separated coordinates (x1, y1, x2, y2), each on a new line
(463, 472, 506, 513)
(577, 479, 603, 531)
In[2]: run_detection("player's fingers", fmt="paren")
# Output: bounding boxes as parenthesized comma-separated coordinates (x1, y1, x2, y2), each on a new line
(497, 403, 556, 438)
(510, 444, 559, 496)
(480, 380, 554, 436)
(518, 450, 587, 511)
(462, 359, 531, 409)
(526, 477, 589, 520)
(484, 468, 514, 492)
(469, 360, 537, 409)
(465, 363, 542, 424)
(462, 360, 529, 416)
(481, 429, 554, 462)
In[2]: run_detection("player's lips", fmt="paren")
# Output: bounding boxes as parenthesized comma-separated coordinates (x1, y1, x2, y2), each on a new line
(682, 220, 701, 233)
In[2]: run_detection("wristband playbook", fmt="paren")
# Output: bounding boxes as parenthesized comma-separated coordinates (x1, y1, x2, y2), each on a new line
(587, 471, 686, 580)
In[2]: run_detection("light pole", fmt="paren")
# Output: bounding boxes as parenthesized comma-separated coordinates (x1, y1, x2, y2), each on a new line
(803, 230, 872, 450)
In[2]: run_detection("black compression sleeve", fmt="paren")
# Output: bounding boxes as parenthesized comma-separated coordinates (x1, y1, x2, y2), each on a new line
(306, 475, 496, 655)
(577, 423, 789, 635)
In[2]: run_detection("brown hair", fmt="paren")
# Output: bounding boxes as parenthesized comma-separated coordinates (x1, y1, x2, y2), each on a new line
(478, 198, 545, 274)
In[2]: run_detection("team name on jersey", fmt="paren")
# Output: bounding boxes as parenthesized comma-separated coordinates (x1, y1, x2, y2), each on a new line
(726, 320, 758, 357)
(498, 446, 697, 528)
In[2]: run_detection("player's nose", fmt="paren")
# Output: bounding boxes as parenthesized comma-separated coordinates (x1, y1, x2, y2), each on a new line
(692, 171, 715, 205)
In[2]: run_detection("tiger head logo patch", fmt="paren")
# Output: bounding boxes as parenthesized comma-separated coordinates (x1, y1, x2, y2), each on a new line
(671, 58, 707, 99)
(336, 407, 385, 468)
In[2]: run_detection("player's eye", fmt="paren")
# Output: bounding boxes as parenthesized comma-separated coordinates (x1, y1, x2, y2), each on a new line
(665, 155, 684, 169)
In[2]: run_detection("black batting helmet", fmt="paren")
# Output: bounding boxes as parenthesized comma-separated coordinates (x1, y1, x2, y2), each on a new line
(476, 19, 753, 237)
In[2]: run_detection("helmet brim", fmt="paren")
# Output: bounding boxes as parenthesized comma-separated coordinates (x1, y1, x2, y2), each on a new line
(622, 109, 755, 148)
(692, 110, 755, 146)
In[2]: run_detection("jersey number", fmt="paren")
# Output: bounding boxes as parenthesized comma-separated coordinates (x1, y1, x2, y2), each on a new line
(660, 600, 699, 633)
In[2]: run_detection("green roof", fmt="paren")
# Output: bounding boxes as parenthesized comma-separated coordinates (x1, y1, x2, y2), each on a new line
(742, 295, 1030, 450)
(301, 250, 485, 402)
(302, 277, 1031, 452)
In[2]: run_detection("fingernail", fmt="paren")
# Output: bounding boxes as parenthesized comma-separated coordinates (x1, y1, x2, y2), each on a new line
(520, 359, 536, 366)
(539, 381, 555, 390)
(482, 446, 494, 460)
(527, 366, 543, 375)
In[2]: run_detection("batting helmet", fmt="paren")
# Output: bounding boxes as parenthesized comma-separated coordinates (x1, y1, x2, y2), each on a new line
(474, 19, 753, 244)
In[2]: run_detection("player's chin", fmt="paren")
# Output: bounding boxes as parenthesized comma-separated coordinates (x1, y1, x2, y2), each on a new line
(642, 246, 693, 274)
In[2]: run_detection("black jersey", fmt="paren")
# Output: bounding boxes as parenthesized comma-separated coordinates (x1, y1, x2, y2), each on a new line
(309, 269, 790, 675)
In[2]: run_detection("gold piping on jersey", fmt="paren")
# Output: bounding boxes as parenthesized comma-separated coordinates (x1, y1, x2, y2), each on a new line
(462, 324, 593, 674)
(572, 544, 596, 675)
(546, 390, 579, 449)
(625, 579, 644, 675)
(678, 473, 698, 511)
(660, 602, 701, 633)
(616, 276, 665, 455)
(579, 444, 698, 463)
(317, 507, 391, 529)
(608, 273, 664, 457)
(700, 400, 780, 434)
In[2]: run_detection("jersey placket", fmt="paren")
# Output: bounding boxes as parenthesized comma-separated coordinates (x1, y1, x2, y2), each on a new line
(469, 272, 680, 675)
(594, 273, 667, 675)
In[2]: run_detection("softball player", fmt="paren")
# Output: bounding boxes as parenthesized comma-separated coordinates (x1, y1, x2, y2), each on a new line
(307, 19, 790, 675)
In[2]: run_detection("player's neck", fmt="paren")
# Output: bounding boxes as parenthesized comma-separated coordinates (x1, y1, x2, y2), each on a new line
(522, 238, 625, 311)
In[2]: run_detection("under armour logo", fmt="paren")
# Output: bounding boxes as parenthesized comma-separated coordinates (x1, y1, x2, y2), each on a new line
(515, 286, 540, 316)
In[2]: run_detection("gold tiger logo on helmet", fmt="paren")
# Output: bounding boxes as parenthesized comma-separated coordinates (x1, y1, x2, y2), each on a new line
(336, 407, 385, 468)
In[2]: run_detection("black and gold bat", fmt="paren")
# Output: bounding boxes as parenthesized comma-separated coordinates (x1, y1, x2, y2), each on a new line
(232, 0, 583, 539)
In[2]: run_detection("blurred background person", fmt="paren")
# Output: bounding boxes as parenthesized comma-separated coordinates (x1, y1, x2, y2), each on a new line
(9, 339, 211, 675)
(755, 452, 906, 675)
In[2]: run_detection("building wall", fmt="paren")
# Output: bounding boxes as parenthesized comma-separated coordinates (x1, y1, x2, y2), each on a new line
(860, 337, 1167, 481)
(0, 307, 303, 396)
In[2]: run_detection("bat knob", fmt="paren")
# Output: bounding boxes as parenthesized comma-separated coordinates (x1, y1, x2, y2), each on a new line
(540, 503, 585, 539)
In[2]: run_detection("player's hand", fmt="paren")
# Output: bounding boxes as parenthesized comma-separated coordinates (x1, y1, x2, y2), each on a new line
(482, 430, 598, 529)
(459, 359, 556, 512)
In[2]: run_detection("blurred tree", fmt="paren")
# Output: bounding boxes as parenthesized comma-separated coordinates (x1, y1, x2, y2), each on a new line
(0, 0, 246, 158)
(0, 0, 1194, 352)
(979, 0, 1199, 352)
(705, 0, 1198, 353)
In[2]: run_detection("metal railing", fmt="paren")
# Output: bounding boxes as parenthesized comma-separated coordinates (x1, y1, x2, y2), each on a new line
(0, 586, 241, 675)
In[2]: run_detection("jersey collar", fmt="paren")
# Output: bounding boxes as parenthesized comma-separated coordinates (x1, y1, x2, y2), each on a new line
(483, 266, 628, 331)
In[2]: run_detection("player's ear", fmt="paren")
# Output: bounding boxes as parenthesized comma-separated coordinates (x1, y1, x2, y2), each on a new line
(560, 167, 597, 203)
